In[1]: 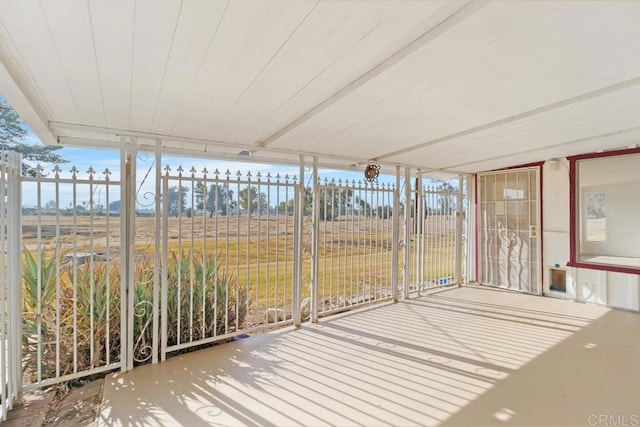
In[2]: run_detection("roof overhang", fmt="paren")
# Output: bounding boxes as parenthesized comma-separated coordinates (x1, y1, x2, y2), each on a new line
(2, 1, 640, 175)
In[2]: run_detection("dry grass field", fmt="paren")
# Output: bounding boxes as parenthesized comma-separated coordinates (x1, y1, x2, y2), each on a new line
(21, 214, 456, 315)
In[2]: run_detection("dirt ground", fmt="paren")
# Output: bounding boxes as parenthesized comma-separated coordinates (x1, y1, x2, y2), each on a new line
(5, 378, 104, 426)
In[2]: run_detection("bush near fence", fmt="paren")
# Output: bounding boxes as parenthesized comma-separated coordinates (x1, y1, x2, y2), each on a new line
(21, 248, 245, 383)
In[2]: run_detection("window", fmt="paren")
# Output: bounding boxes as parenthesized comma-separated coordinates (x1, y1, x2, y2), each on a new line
(569, 148, 640, 272)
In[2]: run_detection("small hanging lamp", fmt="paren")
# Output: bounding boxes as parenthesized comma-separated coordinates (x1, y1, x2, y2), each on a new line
(364, 164, 380, 183)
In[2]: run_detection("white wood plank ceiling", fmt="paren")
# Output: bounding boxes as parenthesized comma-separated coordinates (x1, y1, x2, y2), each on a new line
(1, 0, 640, 174)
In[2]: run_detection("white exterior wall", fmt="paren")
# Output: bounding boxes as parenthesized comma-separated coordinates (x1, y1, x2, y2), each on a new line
(541, 159, 640, 311)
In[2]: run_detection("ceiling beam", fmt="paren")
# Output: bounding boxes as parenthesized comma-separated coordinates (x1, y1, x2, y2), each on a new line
(254, 0, 484, 149)
(58, 135, 460, 178)
(375, 75, 640, 162)
(50, 121, 465, 174)
(57, 136, 355, 172)
(443, 125, 640, 170)
(51, 120, 246, 149)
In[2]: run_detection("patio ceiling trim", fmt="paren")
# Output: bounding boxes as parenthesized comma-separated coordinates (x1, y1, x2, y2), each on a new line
(51, 121, 465, 175)
(56, 136, 375, 174)
(254, 0, 482, 150)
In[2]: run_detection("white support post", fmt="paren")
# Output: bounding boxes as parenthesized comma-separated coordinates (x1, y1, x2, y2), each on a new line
(311, 157, 319, 322)
(160, 165, 169, 361)
(403, 167, 411, 299)
(152, 142, 161, 364)
(293, 155, 304, 327)
(455, 174, 464, 285)
(119, 137, 137, 371)
(465, 175, 475, 284)
(119, 138, 128, 371)
(392, 166, 400, 302)
(6, 153, 22, 407)
(416, 171, 423, 295)
(0, 154, 7, 420)
(127, 143, 137, 370)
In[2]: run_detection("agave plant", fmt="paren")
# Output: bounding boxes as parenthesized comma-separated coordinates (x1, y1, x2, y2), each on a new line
(75, 261, 121, 370)
(22, 246, 65, 380)
(22, 246, 59, 320)
(20, 246, 249, 382)
(165, 249, 248, 345)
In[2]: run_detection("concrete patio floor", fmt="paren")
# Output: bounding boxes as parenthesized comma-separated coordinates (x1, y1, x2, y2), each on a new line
(99, 286, 640, 426)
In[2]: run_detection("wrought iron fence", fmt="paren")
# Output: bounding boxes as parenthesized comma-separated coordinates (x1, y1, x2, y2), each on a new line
(315, 178, 398, 316)
(408, 182, 461, 292)
(160, 167, 300, 358)
(19, 164, 123, 390)
(4, 149, 467, 405)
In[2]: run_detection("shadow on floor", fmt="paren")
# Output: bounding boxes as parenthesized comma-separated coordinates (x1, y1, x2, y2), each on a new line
(98, 287, 640, 427)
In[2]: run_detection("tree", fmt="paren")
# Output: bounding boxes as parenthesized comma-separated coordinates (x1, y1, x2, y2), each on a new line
(276, 198, 295, 215)
(109, 200, 121, 211)
(303, 186, 312, 216)
(433, 180, 457, 215)
(319, 187, 339, 220)
(167, 186, 189, 217)
(238, 186, 269, 214)
(356, 195, 373, 217)
(194, 181, 206, 211)
(0, 100, 67, 176)
(277, 186, 313, 215)
(318, 187, 354, 220)
(200, 184, 235, 216)
(377, 205, 392, 219)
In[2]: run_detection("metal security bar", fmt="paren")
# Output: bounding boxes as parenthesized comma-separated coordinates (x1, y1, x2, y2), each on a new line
(161, 167, 299, 358)
(408, 178, 464, 293)
(0, 152, 21, 421)
(315, 178, 398, 317)
(19, 164, 123, 391)
(477, 168, 540, 294)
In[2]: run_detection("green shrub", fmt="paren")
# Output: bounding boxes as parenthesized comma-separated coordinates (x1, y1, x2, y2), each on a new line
(21, 248, 246, 383)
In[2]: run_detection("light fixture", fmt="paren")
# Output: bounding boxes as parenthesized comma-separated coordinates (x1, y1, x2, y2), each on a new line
(364, 164, 380, 183)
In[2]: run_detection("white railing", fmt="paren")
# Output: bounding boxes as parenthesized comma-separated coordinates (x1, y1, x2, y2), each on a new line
(6, 147, 468, 407)
(160, 167, 299, 359)
(314, 178, 398, 317)
(19, 164, 123, 391)
(408, 178, 466, 293)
